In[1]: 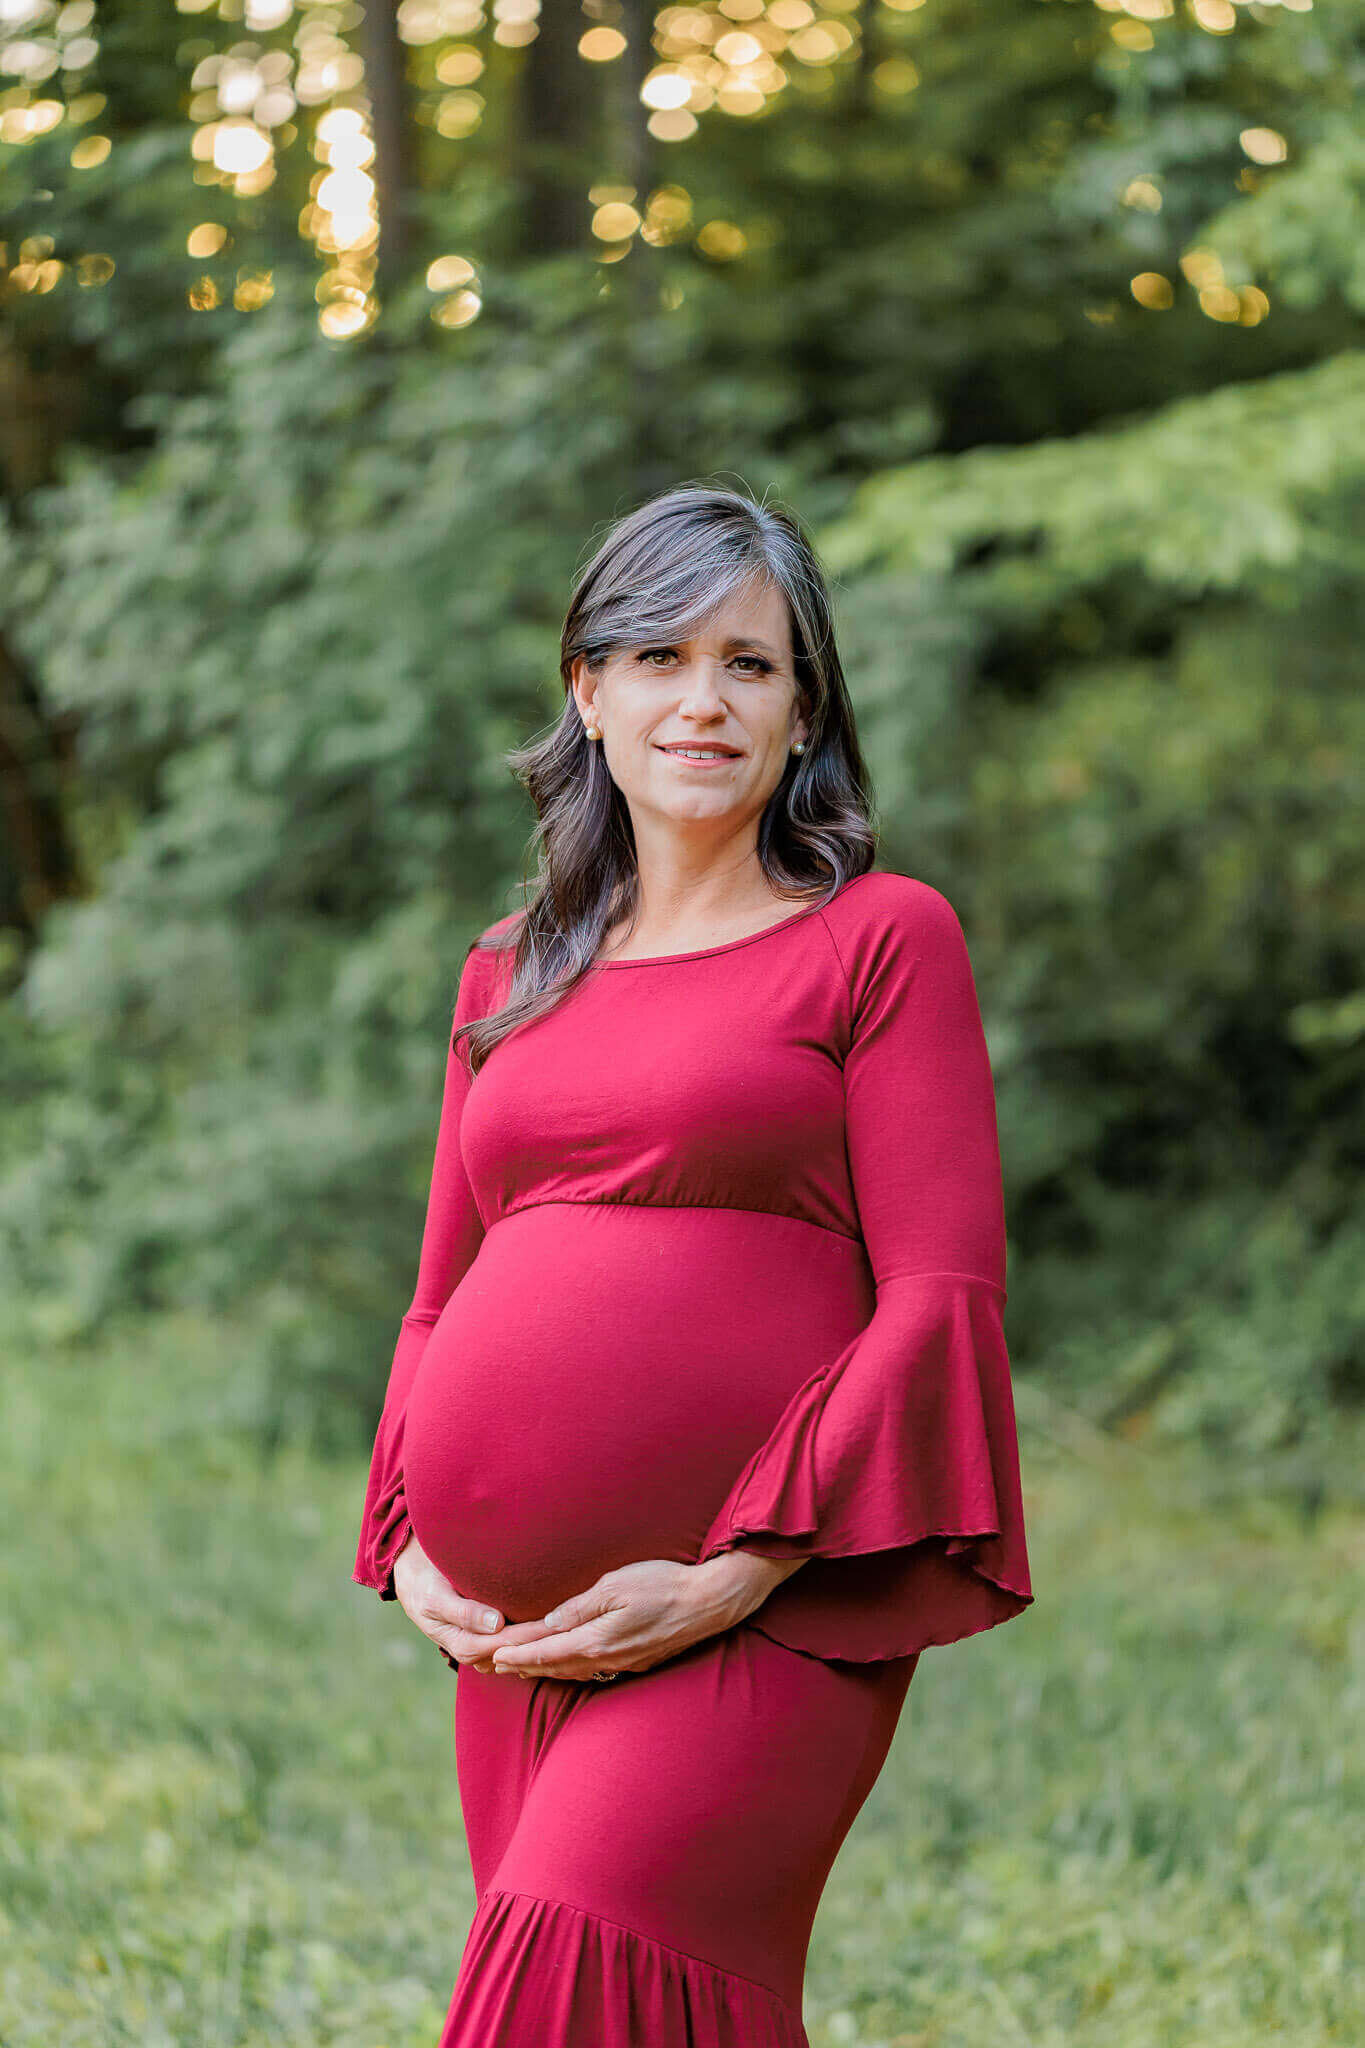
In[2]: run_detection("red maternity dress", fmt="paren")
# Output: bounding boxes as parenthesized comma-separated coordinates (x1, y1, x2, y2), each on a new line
(352, 868, 1034, 2046)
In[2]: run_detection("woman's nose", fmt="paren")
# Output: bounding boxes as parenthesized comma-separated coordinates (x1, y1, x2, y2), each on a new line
(675, 664, 729, 706)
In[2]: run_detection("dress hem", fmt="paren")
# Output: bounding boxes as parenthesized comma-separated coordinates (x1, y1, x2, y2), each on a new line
(441, 1884, 809, 2046)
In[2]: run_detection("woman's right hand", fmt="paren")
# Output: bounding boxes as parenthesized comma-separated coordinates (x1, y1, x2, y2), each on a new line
(392, 1533, 544, 1675)
(393, 1532, 506, 1670)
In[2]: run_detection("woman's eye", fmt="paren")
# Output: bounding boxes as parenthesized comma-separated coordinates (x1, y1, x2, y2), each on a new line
(637, 649, 771, 674)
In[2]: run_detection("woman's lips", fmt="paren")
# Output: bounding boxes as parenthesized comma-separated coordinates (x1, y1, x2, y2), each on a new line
(654, 745, 741, 767)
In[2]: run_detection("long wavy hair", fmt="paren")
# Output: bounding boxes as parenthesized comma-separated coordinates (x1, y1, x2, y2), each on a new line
(458, 480, 879, 1074)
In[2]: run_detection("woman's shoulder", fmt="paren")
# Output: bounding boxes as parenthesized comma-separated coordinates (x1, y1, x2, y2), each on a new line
(820, 870, 983, 1034)
(456, 907, 524, 1000)
(472, 907, 526, 951)
(822, 867, 968, 962)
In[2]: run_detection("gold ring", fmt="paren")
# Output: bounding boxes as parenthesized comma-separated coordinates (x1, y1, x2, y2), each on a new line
(591, 1669, 620, 1682)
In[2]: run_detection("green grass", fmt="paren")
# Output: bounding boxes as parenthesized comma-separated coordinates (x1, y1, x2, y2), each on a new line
(2, 1312, 1361, 2047)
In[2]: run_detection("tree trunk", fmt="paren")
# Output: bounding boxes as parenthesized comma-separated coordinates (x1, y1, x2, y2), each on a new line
(0, 632, 87, 951)
(519, 0, 593, 257)
(362, 0, 415, 295)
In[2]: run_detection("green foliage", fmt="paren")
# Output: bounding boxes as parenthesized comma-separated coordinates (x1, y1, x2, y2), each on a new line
(0, 270, 592, 1446)
(820, 355, 1365, 1478)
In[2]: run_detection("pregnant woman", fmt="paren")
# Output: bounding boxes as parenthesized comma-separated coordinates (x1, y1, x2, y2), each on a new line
(352, 480, 1034, 2045)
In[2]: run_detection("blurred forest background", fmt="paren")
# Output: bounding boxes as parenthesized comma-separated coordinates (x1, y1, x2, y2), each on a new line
(2, 2, 1362, 2044)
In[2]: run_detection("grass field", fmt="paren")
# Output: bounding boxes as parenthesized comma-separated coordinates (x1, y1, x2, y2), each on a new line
(2, 1310, 1361, 2047)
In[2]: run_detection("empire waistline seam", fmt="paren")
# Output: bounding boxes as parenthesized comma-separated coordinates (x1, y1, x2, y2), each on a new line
(481, 1193, 863, 1243)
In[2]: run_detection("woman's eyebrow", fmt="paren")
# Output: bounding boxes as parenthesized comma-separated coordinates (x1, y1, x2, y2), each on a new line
(640, 635, 783, 658)
(691, 636, 783, 658)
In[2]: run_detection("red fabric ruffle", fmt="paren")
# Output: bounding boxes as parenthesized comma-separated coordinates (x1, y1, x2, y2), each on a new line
(694, 1271, 1033, 1662)
(352, 1309, 441, 1598)
(440, 1888, 810, 2047)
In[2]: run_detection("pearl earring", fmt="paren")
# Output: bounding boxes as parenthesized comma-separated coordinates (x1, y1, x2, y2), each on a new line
(791, 740, 805, 755)
(585, 724, 601, 740)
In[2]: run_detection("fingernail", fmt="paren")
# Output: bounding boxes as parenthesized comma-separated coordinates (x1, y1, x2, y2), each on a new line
(542, 1610, 561, 1627)
(481, 1610, 500, 1630)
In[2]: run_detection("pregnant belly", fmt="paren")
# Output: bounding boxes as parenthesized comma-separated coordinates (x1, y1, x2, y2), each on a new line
(402, 1200, 873, 1621)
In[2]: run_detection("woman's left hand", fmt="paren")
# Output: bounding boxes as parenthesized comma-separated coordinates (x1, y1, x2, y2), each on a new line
(479, 1553, 806, 1682)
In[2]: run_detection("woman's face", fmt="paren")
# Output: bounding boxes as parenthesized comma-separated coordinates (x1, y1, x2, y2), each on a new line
(569, 579, 810, 846)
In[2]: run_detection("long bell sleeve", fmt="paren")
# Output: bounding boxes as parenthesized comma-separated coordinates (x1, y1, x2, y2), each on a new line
(352, 937, 496, 1599)
(694, 883, 1034, 1662)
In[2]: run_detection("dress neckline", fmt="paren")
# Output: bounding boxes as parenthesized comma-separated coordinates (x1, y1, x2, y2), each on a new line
(593, 872, 871, 969)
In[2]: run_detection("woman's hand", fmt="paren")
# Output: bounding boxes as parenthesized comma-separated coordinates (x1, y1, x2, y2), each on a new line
(392, 1533, 551, 1673)
(485, 1552, 808, 1683)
